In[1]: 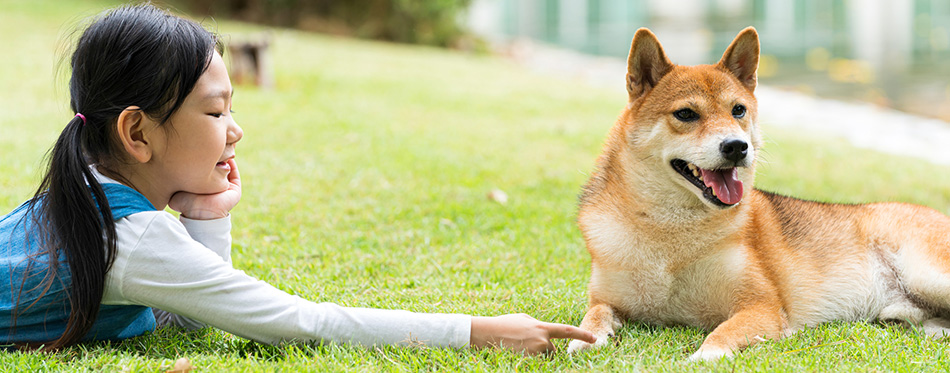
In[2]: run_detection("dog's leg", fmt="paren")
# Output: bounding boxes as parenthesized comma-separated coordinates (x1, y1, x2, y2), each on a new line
(567, 303, 622, 353)
(688, 305, 785, 361)
(891, 221, 950, 336)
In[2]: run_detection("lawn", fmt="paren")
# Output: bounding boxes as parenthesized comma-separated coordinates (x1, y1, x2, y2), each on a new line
(3, 0, 950, 371)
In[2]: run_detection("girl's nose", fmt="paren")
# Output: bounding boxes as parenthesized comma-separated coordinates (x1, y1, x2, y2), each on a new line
(228, 118, 243, 144)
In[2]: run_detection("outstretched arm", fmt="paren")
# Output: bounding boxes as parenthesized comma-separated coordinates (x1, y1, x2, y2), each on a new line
(106, 211, 474, 347)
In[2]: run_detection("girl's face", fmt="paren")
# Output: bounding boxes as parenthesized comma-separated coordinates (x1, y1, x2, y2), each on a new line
(148, 51, 243, 197)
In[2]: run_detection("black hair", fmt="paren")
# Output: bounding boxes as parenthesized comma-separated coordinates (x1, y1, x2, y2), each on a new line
(23, 3, 220, 351)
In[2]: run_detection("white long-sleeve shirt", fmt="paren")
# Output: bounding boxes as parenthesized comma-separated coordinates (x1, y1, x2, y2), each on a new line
(93, 169, 471, 347)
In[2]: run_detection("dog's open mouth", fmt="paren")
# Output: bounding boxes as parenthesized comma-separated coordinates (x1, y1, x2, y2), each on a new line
(671, 159, 744, 207)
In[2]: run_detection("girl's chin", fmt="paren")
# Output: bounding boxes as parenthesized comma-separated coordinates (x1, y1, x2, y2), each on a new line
(213, 179, 230, 192)
(194, 179, 229, 195)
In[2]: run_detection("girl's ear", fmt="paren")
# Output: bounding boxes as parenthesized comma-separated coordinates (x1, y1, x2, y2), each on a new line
(116, 106, 156, 163)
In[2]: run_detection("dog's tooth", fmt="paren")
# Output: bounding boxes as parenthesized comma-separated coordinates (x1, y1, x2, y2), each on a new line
(711, 188, 717, 196)
(687, 163, 696, 171)
(692, 169, 699, 177)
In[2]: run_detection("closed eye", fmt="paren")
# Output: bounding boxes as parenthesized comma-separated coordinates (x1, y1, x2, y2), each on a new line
(208, 109, 234, 118)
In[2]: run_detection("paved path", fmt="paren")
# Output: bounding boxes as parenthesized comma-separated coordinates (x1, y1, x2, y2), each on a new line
(503, 40, 950, 165)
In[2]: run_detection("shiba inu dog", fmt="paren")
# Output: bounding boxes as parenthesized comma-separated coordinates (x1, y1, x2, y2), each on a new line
(567, 26, 950, 361)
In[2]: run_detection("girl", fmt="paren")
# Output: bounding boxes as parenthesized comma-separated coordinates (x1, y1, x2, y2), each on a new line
(0, 4, 595, 353)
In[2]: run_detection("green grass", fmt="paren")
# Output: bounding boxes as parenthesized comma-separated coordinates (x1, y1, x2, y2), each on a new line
(3, 0, 950, 371)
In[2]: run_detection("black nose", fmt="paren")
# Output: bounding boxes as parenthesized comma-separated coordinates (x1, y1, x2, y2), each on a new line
(720, 139, 749, 163)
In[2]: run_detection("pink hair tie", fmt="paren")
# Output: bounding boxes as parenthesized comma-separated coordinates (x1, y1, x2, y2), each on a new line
(75, 113, 87, 126)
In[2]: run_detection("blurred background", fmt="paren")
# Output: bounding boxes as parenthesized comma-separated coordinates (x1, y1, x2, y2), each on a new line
(468, 0, 950, 121)
(175, 0, 950, 121)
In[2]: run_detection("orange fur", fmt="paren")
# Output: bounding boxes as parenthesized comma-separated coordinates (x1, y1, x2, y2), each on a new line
(568, 27, 950, 361)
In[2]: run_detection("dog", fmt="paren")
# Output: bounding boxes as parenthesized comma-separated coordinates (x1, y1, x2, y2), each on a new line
(566, 26, 950, 361)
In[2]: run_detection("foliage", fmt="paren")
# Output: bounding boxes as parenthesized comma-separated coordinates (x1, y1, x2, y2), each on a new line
(178, 0, 475, 48)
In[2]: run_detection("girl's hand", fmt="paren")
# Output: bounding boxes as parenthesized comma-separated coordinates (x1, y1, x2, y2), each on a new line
(470, 314, 596, 355)
(168, 158, 242, 220)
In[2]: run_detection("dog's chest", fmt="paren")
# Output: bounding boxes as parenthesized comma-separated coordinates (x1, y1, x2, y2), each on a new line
(588, 214, 746, 328)
(587, 228, 745, 329)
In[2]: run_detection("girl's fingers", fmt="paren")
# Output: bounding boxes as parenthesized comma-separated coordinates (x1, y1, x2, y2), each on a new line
(544, 323, 597, 343)
(226, 158, 241, 187)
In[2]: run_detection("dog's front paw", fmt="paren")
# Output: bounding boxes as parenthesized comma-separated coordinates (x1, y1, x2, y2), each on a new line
(567, 339, 592, 354)
(567, 333, 609, 354)
(687, 346, 733, 362)
(922, 318, 950, 339)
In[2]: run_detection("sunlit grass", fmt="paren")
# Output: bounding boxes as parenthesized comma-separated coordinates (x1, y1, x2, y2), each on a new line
(3, 0, 950, 371)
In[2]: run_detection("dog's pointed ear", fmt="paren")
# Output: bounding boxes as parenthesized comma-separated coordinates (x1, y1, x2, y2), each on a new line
(627, 28, 674, 101)
(718, 27, 759, 91)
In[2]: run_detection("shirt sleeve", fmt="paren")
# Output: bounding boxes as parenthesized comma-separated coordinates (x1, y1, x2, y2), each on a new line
(102, 211, 471, 348)
(150, 215, 232, 330)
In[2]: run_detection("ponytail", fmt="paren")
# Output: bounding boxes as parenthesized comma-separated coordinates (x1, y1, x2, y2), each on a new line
(28, 115, 118, 351)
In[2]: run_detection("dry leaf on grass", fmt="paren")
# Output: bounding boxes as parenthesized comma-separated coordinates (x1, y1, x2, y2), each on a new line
(165, 357, 194, 373)
(487, 189, 508, 205)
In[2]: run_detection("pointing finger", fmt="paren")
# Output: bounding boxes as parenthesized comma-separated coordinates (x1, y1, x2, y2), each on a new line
(544, 323, 597, 344)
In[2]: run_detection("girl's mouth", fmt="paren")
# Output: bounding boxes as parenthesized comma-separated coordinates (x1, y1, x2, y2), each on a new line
(216, 155, 234, 167)
(217, 153, 235, 169)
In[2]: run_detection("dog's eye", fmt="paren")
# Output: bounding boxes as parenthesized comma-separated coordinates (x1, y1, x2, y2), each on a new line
(732, 104, 746, 119)
(673, 108, 699, 122)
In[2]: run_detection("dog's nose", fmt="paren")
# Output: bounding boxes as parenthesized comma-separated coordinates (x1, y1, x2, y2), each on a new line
(720, 138, 749, 163)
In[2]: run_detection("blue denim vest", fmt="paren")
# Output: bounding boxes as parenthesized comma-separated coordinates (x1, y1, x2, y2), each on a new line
(0, 183, 157, 343)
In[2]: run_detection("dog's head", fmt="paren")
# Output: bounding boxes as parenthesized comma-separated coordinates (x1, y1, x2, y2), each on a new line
(620, 27, 761, 210)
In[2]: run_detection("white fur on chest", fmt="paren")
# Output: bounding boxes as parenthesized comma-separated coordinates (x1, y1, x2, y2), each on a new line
(586, 214, 747, 329)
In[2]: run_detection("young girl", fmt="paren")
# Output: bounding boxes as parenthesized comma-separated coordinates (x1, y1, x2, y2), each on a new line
(0, 4, 594, 353)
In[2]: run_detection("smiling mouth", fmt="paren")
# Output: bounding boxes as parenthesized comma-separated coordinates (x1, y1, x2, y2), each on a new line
(217, 155, 234, 166)
(670, 159, 744, 207)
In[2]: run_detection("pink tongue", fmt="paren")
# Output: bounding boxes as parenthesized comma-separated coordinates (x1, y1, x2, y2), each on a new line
(700, 168, 744, 205)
